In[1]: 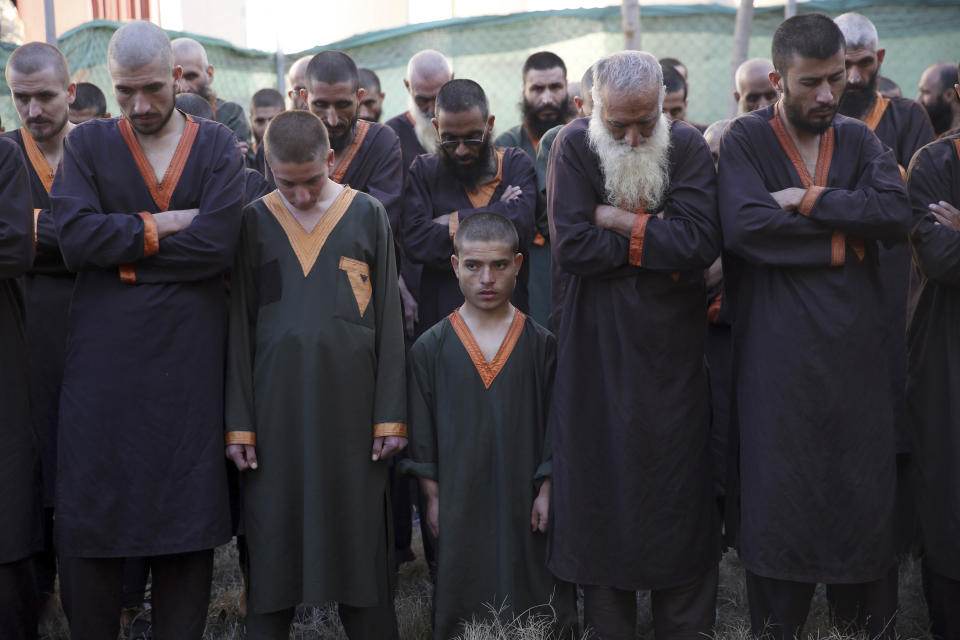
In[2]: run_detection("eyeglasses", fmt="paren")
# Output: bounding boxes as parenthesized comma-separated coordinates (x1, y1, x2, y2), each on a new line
(438, 125, 487, 151)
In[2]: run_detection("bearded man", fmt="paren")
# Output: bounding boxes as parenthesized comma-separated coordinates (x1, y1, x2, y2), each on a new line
(918, 62, 960, 137)
(496, 51, 571, 155)
(546, 50, 722, 640)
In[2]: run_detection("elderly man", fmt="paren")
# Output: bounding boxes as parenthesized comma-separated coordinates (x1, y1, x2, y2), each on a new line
(733, 58, 779, 114)
(50, 21, 242, 639)
(547, 50, 721, 639)
(918, 62, 960, 137)
(172, 37, 251, 147)
(718, 14, 911, 639)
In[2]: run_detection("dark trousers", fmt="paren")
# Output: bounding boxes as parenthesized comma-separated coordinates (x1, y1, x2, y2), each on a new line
(0, 556, 39, 640)
(33, 507, 56, 598)
(582, 566, 719, 640)
(745, 566, 897, 640)
(246, 600, 399, 640)
(922, 560, 960, 640)
(60, 549, 214, 640)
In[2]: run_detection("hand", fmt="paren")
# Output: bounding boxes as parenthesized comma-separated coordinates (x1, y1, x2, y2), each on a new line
(153, 208, 200, 239)
(226, 444, 258, 471)
(770, 187, 806, 211)
(704, 257, 723, 290)
(594, 204, 637, 238)
(930, 201, 960, 231)
(531, 478, 551, 533)
(371, 436, 407, 461)
(398, 276, 419, 338)
(237, 140, 250, 157)
(432, 213, 452, 226)
(499, 185, 522, 202)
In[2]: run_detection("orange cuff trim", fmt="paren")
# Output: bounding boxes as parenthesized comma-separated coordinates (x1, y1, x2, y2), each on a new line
(628, 213, 650, 267)
(448, 211, 460, 239)
(139, 211, 159, 257)
(225, 431, 256, 446)
(374, 422, 407, 438)
(533, 232, 547, 246)
(119, 264, 136, 283)
(33, 209, 41, 243)
(848, 237, 865, 262)
(798, 186, 824, 216)
(830, 231, 846, 267)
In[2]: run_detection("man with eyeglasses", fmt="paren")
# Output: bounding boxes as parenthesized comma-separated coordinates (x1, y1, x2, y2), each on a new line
(402, 78, 536, 335)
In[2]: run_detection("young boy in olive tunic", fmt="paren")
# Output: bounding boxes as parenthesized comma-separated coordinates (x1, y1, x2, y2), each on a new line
(403, 212, 575, 639)
(225, 110, 407, 639)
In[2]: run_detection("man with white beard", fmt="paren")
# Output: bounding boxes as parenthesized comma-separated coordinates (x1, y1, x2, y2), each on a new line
(546, 50, 722, 640)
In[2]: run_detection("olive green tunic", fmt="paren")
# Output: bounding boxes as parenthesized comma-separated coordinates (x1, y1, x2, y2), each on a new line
(226, 187, 406, 614)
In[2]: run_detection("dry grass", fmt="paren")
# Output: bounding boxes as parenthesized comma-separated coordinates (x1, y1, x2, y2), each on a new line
(38, 530, 933, 640)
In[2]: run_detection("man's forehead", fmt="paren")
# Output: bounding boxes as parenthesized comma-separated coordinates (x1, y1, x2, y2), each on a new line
(458, 240, 515, 257)
(525, 67, 565, 86)
(254, 106, 283, 117)
(437, 107, 485, 131)
(845, 46, 877, 63)
(784, 51, 845, 77)
(308, 80, 356, 99)
(111, 58, 172, 84)
(8, 66, 68, 91)
(410, 73, 447, 96)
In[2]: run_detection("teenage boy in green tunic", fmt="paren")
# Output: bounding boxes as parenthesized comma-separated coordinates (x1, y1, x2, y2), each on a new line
(225, 109, 407, 640)
(403, 212, 575, 639)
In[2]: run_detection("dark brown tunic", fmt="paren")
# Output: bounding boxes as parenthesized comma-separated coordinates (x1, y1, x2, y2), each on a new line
(546, 117, 721, 590)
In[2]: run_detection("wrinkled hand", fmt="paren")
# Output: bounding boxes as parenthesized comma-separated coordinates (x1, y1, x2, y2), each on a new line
(398, 276, 419, 338)
(153, 208, 200, 239)
(226, 444, 258, 471)
(531, 478, 551, 533)
(930, 201, 960, 231)
(770, 187, 806, 211)
(237, 140, 250, 158)
(372, 436, 407, 461)
(499, 185, 522, 202)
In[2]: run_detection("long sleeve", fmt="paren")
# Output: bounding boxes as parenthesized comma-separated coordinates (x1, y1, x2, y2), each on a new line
(534, 330, 556, 484)
(402, 156, 457, 270)
(896, 102, 935, 169)
(33, 207, 70, 274)
(457, 152, 537, 249)
(0, 139, 34, 278)
(401, 338, 438, 480)
(800, 129, 911, 241)
(632, 126, 721, 272)
(224, 208, 259, 446)
(365, 130, 404, 236)
(908, 142, 960, 287)
(718, 120, 844, 268)
(371, 201, 407, 437)
(547, 128, 633, 277)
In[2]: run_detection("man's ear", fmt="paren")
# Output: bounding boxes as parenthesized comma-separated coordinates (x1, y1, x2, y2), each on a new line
(769, 71, 783, 93)
(66, 81, 77, 106)
(513, 252, 524, 270)
(487, 114, 496, 132)
(733, 91, 741, 104)
(403, 78, 411, 93)
(327, 147, 335, 171)
(876, 49, 886, 67)
(356, 87, 366, 102)
(207, 64, 215, 83)
(173, 65, 184, 86)
(450, 253, 460, 278)
(432, 117, 440, 135)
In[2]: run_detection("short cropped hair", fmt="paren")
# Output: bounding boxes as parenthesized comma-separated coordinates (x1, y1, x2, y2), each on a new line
(522, 51, 566, 78)
(6, 42, 70, 85)
(72, 82, 108, 116)
(436, 79, 489, 119)
(264, 110, 330, 165)
(306, 50, 359, 92)
(591, 51, 665, 110)
(662, 65, 687, 100)
(453, 211, 519, 255)
(175, 93, 215, 120)
(357, 68, 381, 94)
(772, 14, 845, 77)
(250, 88, 285, 111)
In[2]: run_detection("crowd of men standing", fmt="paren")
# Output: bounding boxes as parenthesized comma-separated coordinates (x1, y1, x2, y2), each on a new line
(1, 9, 959, 640)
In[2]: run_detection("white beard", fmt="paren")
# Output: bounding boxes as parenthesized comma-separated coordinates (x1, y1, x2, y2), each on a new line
(587, 112, 672, 212)
(408, 96, 439, 153)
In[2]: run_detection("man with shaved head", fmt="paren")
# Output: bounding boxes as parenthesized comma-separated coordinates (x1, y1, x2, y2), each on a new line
(834, 11, 935, 564)
(69, 82, 110, 124)
(386, 49, 453, 175)
(734, 58, 779, 114)
(918, 62, 960, 136)
(357, 68, 385, 122)
(547, 50, 721, 638)
(248, 88, 285, 175)
(50, 21, 243, 639)
(172, 37, 251, 150)
(3, 42, 77, 624)
(285, 54, 312, 110)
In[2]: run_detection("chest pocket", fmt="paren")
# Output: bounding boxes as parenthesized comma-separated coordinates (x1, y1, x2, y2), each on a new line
(339, 256, 372, 317)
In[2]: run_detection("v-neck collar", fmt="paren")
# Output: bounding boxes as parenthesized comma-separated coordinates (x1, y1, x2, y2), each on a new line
(448, 308, 525, 389)
(262, 187, 356, 277)
(769, 103, 834, 188)
(20, 127, 56, 194)
(331, 119, 371, 184)
(118, 113, 199, 211)
(464, 148, 505, 209)
(863, 92, 890, 132)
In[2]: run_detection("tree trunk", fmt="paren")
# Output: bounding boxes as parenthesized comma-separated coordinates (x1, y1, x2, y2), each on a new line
(621, 0, 642, 51)
(727, 0, 754, 118)
(785, 0, 797, 19)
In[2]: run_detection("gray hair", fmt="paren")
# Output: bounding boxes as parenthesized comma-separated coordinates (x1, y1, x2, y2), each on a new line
(590, 51, 665, 110)
(834, 12, 879, 50)
(108, 21, 172, 70)
(406, 49, 453, 83)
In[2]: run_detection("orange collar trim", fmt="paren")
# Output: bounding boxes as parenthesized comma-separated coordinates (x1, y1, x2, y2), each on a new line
(21, 127, 55, 194)
(262, 187, 356, 277)
(448, 308, 525, 389)
(769, 103, 834, 188)
(118, 114, 199, 211)
(331, 119, 371, 184)
(464, 148, 505, 209)
(863, 92, 890, 132)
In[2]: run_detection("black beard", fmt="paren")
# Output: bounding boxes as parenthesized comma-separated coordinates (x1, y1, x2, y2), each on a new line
(923, 97, 953, 134)
(838, 74, 878, 118)
(440, 140, 493, 191)
(783, 86, 836, 134)
(328, 117, 357, 151)
(521, 98, 572, 139)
